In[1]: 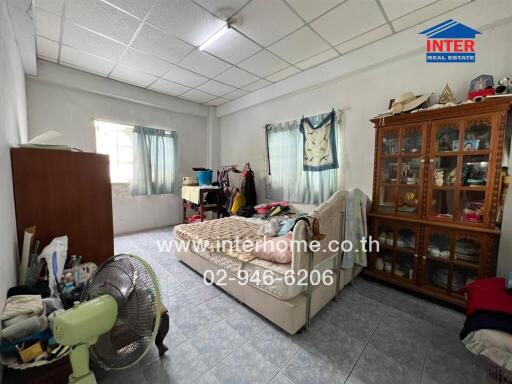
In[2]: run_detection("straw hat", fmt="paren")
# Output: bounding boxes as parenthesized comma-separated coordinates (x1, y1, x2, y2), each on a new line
(383, 92, 431, 115)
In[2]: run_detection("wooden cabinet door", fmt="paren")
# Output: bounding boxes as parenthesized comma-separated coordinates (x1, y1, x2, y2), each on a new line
(375, 127, 400, 215)
(375, 124, 427, 219)
(371, 218, 420, 284)
(419, 226, 481, 298)
(458, 115, 496, 227)
(426, 114, 498, 228)
(426, 118, 461, 224)
(396, 124, 427, 219)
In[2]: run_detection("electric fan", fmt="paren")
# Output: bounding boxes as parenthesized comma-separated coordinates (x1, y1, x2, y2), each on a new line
(53, 254, 162, 384)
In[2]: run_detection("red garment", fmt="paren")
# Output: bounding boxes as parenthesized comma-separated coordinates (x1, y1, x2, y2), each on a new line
(461, 277, 512, 317)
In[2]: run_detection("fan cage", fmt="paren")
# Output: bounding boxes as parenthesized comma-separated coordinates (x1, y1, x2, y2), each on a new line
(82, 254, 162, 370)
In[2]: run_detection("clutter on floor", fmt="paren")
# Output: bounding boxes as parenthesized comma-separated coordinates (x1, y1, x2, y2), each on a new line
(0, 230, 168, 384)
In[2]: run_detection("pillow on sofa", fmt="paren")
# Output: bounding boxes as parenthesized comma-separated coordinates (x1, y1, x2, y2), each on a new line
(252, 233, 293, 264)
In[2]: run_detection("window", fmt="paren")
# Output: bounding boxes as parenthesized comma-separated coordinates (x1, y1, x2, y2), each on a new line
(95, 120, 134, 183)
(266, 112, 340, 204)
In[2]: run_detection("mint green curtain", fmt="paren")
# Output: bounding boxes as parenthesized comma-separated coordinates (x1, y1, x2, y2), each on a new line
(132, 126, 179, 196)
(266, 112, 339, 204)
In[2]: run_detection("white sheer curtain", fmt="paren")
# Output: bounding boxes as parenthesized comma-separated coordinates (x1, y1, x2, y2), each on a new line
(266, 112, 340, 204)
(132, 127, 180, 196)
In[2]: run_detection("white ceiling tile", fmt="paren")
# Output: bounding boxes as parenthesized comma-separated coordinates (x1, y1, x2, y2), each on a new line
(147, 0, 225, 46)
(237, 0, 303, 46)
(311, 0, 386, 45)
(335, 24, 392, 54)
(131, 23, 193, 63)
(60, 45, 116, 75)
(36, 36, 59, 62)
(223, 88, 249, 100)
(181, 89, 216, 103)
(62, 22, 126, 61)
(242, 78, 272, 92)
(66, 0, 140, 44)
(391, 0, 469, 32)
(380, 0, 437, 21)
(266, 66, 300, 82)
(193, 0, 248, 19)
(105, 0, 156, 19)
(205, 97, 229, 106)
(35, 8, 61, 41)
(285, 0, 344, 22)
(36, 0, 66, 16)
(110, 65, 158, 87)
(149, 79, 190, 96)
(197, 80, 236, 96)
(162, 65, 209, 87)
(238, 50, 288, 77)
(179, 50, 231, 78)
(268, 26, 329, 64)
(214, 67, 259, 88)
(120, 48, 173, 77)
(295, 48, 338, 70)
(204, 28, 261, 64)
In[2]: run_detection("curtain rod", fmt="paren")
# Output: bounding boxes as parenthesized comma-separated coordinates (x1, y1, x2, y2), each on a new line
(265, 108, 343, 129)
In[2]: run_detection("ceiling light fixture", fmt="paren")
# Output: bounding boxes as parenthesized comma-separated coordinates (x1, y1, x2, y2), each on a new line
(199, 24, 230, 51)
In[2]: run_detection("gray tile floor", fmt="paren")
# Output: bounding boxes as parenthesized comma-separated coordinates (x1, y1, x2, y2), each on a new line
(97, 227, 487, 384)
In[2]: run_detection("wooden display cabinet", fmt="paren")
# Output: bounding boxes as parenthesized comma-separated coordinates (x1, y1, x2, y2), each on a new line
(368, 97, 511, 306)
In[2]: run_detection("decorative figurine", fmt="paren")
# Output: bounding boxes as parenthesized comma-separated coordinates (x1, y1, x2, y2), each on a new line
(438, 83, 456, 104)
(434, 169, 445, 186)
(448, 168, 457, 185)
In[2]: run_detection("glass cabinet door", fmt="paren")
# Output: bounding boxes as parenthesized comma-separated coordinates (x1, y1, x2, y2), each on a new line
(372, 219, 419, 283)
(427, 116, 494, 226)
(454, 231, 482, 266)
(421, 226, 453, 293)
(421, 226, 482, 297)
(459, 117, 493, 225)
(397, 126, 425, 218)
(427, 119, 461, 223)
(377, 128, 400, 214)
(376, 125, 426, 218)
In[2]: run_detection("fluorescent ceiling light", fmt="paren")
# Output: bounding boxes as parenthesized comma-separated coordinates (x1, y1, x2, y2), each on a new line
(199, 24, 229, 51)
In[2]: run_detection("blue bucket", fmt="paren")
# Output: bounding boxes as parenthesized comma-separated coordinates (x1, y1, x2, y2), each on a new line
(196, 170, 213, 186)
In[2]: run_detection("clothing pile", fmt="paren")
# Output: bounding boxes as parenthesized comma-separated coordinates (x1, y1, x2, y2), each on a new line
(0, 288, 66, 366)
(460, 277, 512, 372)
(0, 236, 94, 367)
(217, 162, 257, 216)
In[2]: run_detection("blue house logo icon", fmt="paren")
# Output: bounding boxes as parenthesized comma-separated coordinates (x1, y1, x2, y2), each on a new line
(419, 19, 481, 63)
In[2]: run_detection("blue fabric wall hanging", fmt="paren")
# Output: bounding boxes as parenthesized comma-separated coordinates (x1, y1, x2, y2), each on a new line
(300, 109, 339, 171)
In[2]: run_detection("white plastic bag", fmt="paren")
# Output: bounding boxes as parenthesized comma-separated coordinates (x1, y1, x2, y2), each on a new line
(38, 236, 68, 296)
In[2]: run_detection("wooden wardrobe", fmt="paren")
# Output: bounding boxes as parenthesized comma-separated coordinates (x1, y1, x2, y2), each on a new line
(367, 97, 511, 306)
(11, 148, 114, 266)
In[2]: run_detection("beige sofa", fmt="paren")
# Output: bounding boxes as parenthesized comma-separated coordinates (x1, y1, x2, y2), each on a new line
(173, 190, 362, 334)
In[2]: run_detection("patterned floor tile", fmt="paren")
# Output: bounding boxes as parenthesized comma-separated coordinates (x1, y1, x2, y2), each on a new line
(213, 343, 280, 384)
(190, 320, 246, 368)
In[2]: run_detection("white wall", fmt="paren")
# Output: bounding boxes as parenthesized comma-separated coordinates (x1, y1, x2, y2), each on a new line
(0, 0, 29, 378)
(218, 21, 512, 200)
(26, 64, 208, 235)
(218, 21, 512, 268)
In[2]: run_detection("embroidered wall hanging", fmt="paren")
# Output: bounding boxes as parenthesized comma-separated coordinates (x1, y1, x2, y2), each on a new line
(299, 109, 339, 171)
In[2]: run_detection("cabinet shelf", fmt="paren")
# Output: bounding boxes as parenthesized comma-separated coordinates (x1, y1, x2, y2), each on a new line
(369, 98, 511, 306)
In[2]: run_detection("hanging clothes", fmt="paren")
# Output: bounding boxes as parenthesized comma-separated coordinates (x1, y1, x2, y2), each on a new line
(231, 190, 245, 214)
(299, 109, 339, 171)
(241, 163, 257, 207)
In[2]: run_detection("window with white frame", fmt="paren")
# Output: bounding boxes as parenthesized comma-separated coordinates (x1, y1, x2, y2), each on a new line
(95, 120, 134, 183)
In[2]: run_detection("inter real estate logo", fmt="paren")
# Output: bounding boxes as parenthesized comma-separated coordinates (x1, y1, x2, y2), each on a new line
(419, 19, 481, 63)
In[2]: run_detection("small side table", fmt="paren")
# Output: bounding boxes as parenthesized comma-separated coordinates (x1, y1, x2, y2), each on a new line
(182, 186, 222, 223)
